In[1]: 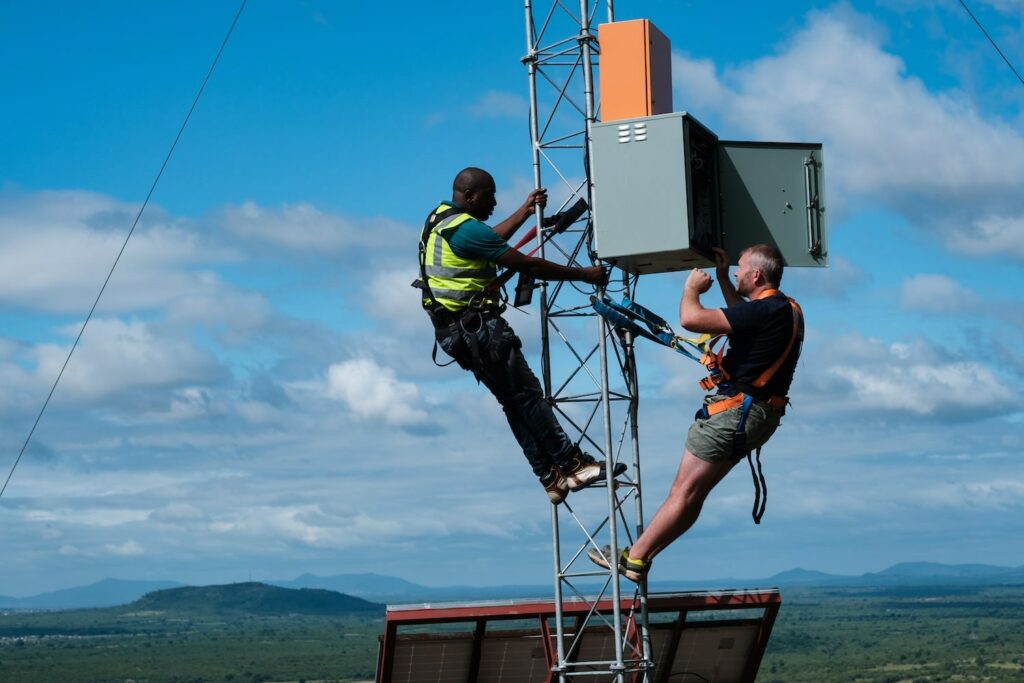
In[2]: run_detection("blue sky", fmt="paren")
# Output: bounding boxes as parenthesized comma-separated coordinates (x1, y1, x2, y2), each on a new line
(1, 0, 1023, 596)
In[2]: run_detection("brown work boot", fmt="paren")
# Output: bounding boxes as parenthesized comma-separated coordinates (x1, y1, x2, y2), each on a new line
(562, 451, 627, 491)
(541, 467, 569, 504)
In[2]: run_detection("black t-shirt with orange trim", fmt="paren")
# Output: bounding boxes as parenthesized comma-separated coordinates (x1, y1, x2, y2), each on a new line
(720, 293, 803, 398)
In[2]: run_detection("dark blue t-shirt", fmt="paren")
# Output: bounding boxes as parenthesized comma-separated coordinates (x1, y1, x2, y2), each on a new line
(720, 293, 803, 397)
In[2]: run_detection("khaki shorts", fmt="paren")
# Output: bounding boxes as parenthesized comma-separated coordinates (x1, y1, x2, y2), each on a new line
(685, 394, 784, 463)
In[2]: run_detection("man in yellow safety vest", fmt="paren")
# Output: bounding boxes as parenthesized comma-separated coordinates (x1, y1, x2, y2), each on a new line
(418, 167, 622, 504)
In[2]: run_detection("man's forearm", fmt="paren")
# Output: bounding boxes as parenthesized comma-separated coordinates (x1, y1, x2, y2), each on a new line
(492, 208, 531, 240)
(518, 256, 585, 282)
(718, 275, 741, 307)
(680, 287, 703, 328)
(679, 287, 732, 334)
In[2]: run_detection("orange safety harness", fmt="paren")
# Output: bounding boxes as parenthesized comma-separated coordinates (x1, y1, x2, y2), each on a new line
(696, 289, 804, 524)
(698, 288, 803, 416)
(592, 287, 804, 523)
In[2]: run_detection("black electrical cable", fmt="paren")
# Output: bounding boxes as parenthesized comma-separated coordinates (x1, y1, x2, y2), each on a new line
(958, 0, 1024, 86)
(0, 0, 248, 502)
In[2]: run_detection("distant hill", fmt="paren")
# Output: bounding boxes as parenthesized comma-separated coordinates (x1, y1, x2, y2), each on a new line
(860, 562, 1024, 586)
(770, 568, 843, 583)
(271, 563, 1024, 603)
(0, 578, 184, 610)
(272, 572, 428, 600)
(269, 572, 553, 603)
(8, 562, 1024, 611)
(129, 582, 380, 616)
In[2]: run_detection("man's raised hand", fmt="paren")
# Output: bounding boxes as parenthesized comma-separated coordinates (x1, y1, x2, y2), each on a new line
(522, 188, 548, 213)
(712, 247, 730, 276)
(686, 267, 714, 294)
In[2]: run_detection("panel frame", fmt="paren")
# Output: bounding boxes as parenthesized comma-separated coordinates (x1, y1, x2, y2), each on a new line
(377, 590, 782, 683)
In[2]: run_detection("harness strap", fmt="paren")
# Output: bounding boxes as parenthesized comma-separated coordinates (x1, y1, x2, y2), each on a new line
(429, 320, 459, 369)
(749, 291, 803, 390)
(594, 289, 800, 525)
(697, 336, 730, 390)
(418, 206, 468, 368)
(697, 288, 803, 393)
(698, 287, 800, 527)
(592, 297, 678, 348)
(591, 296, 713, 361)
(747, 447, 768, 524)
(703, 393, 788, 417)
(698, 394, 781, 525)
(417, 205, 465, 311)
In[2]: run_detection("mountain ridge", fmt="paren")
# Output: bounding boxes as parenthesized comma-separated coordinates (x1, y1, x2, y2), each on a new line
(5, 562, 1024, 610)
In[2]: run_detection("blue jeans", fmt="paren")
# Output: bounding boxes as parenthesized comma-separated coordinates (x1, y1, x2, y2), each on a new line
(437, 313, 575, 478)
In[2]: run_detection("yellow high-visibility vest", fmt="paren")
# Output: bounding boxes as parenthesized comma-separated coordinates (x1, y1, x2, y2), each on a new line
(421, 203, 499, 312)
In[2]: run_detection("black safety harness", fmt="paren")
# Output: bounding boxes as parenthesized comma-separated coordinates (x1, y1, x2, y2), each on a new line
(415, 206, 511, 379)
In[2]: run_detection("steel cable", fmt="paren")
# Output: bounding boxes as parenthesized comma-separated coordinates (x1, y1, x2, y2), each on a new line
(0, 0, 248, 501)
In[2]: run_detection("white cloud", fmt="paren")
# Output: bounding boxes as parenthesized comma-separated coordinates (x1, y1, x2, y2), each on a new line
(826, 338, 1015, 416)
(27, 508, 151, 527)
(495, 176, 537, 223)
(149, 503, 205, 523)
(208, 505, 421, 548)
(979, 0, 1024, 15)
(670, 9, 1024, 252)
(671, 55, 728, 113)
(220, 200, 409, 252)
(13, 468, 239, 502)
(221, 200, 356, 250)
(165, 290, 272, 340)
(25, 318, 224, 402)
(467, 90, 529, 118)
(105, 540, 144, 556)
(0, 189, 238, 314)
(324, 357, 428, 426)
(363, 268, 424, 332)
(899, 273, 979, 312)
(947, 214, 1024, 259)
(786, 255, 870, 299)
(923, 478, 1024, 510)
(494, 174, 588, 235)
(158, 387, 218, 422)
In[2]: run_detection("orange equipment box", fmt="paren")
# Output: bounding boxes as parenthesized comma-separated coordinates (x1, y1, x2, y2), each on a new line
(598, 19, 672, 122)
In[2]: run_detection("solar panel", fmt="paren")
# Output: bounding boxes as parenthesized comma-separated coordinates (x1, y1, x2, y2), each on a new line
(377, 590, 780, 682)
(477, 634, 550, 681)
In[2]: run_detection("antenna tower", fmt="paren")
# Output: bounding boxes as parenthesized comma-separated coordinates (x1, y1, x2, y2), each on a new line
(523, 1, 653, 679)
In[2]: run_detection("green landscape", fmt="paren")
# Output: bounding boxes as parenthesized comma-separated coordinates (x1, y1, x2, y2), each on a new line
(1, 583, 1022, 682)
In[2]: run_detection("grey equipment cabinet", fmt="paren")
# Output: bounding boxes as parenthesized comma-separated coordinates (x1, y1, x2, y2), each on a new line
(590, 111, 827, 274)
(718, 141, 827, 268)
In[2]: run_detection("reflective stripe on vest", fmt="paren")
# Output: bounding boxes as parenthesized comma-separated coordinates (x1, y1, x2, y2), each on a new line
(423, 204, 499, 312)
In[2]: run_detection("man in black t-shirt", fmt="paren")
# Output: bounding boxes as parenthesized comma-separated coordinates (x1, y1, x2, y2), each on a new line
(590, 244, 804, 582)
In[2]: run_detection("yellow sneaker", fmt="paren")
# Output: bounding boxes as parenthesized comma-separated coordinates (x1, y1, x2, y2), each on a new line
(586, 544, 650, 583)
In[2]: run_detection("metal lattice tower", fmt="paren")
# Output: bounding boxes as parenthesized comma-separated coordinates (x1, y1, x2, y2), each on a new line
(522, 1, 654, 679)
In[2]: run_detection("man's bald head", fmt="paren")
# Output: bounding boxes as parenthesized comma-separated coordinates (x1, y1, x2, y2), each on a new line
(452, 167, 498, 221)
(453, 167, 494, 195)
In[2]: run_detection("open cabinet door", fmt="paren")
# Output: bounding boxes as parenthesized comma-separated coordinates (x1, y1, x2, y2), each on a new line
(718, 141, 827, 267)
